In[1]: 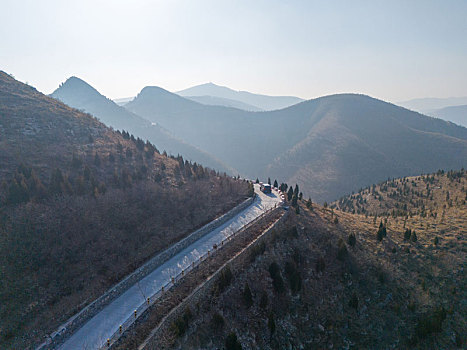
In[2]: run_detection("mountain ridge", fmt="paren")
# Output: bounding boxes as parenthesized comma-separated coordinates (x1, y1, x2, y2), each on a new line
(51, 77, 235, 174)
(124, 89, 467, 203)
(177, 82, 304, 111)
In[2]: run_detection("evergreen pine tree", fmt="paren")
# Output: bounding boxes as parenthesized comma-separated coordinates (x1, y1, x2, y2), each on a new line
(225, 333, 242, 350)
(49, 168, 64, 195)
(287, 187, 294, 201)
(268, 312, 276, 335)
(94, 153, 101, 167)
(243, 283, 253, 308)
(259, 291, 268, 309)
(404, 228, 412, 241)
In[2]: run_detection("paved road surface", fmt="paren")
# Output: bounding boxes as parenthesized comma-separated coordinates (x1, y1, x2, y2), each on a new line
(59, 184, 281, 349)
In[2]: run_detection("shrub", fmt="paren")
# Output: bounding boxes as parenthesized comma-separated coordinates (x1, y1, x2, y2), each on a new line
(334, 216, 339, 224)
(287, 187, 293, 201)
(216, 267, 233, 294)
(455, 331, 463, 347)
(211, 312, 224, 330)
(268, 312, 276, 335)
(433, 236, 439, 245)
(259, 291, 268, 309)
(377, 225, 386, 241)
(171, 307, 193, 337)
(243, 283, 253, 307)
(377, 269, 387, 284)
(348, 233, 356, 247)
(415, 307, 446, 339)
(316, 256, 325, 273)
(250, 241, 266, 262)
(269, 262, 285, 293)
(292, 249, 302, 265)
(247, 182, 254, 197)
(411, 230, 418, 242)
(285, 261, 302, 293)
(337, 239, 348, 261)
(225, 332, 242, 350)
(349, 292, 359, 309)
(291, 194, 298, 207)
(404, 228, 412, 241)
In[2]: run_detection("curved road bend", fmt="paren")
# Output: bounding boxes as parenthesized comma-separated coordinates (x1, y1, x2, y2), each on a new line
(59, 184, 281, 349)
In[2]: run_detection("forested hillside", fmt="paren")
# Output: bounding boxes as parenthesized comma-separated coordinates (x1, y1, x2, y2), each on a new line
(0, 71, 250, 348)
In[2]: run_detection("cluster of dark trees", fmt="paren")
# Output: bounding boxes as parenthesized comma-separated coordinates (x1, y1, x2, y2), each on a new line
(404, 228, 418, 242)
(376, 221, 387, 241)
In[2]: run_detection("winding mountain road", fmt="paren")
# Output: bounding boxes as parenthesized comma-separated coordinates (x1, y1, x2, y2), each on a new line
(59, 184, 281, 349)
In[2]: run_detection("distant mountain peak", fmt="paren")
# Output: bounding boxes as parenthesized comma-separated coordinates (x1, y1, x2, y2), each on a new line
(61, 76, 93, 89)
(177, 82, 304, 111)
(138, 85, 173, 96)
(53, 76, 102, 100)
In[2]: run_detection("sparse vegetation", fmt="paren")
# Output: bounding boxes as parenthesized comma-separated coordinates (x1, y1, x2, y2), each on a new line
(337, 238, 348, 260)
(242, 283, 253, 307)
(225, 332, 243, 350)
(284, 261, 301, 294)
(211, 312, 225, 330)
(165, 169, 467, 350)
(268, 262, 285, 293)
(216, 267, 233, 295)
(170, 308, 193, 337)
(414, 307, 446, 340)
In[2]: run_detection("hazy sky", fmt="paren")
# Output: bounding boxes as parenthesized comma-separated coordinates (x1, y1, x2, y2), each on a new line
(1, 0, 466, 102)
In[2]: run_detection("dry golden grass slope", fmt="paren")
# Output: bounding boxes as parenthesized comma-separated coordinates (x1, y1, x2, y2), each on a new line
(155, 170, 465, 349)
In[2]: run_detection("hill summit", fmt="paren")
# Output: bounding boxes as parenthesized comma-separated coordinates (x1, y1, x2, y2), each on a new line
(177, 82, 304, 111)
(125, 90, 467, 203)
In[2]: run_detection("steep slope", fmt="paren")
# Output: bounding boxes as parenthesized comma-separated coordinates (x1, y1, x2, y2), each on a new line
(185, 95, 263, 111)
(152, 170, 466, 350)
(177, 82, 304, 111)
(430, 104, 467, 127)
(266, 95, 467, 203)
(51, 77, 233, 174)
(0, 71, 249, 349)
(125, 89, 467, 203)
